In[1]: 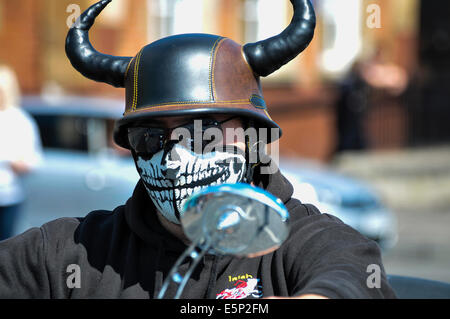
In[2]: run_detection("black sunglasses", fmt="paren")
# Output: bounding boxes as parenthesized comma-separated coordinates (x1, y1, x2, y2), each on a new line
(127, 116, 239, 155)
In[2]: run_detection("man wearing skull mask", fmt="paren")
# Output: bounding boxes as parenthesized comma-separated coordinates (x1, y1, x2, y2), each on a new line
(0, 0, 396, 299)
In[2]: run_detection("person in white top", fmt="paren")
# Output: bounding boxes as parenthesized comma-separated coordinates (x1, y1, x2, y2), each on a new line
(0, 65, 43, 241)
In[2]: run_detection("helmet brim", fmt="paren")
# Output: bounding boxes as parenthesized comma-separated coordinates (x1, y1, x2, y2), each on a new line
(113, 106, 282, 149)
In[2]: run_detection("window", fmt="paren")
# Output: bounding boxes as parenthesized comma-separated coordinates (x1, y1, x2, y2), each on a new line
(148, 0, 204, 38)
(241, 0, 287, 43)
(33, 115, 89, 152)
(32, 114, 108, 153)
(0, 3, 3, 31)
(319, 0, 364, 76)
(241, 0, 258, 43)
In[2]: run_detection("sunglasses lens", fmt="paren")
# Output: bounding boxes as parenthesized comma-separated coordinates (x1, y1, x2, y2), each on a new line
(181, 119, 223, 153)
(128, 127, 163, 154)
(127, 117, 233, 154)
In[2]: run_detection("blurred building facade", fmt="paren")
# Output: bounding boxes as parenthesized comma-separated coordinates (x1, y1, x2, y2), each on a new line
(1, 0, 445, 162)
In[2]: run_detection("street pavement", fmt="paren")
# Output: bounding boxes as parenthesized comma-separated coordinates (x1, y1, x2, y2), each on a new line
(332, 146, 450, 283)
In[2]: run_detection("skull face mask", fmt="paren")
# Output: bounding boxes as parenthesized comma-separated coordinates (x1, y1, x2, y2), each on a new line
(133, 143, 247, 224)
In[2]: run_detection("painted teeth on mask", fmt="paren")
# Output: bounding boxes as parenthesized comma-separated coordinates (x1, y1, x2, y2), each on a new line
(144, 160, 243, 195)
(165, 180, 174, 188)
(187, 160, 194, 173)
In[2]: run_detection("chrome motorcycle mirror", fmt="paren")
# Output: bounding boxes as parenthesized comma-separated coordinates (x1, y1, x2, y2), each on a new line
(157, 183, 289, 299)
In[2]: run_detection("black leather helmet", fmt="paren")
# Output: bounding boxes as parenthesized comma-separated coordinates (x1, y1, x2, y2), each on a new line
(65, 0, 316, 149)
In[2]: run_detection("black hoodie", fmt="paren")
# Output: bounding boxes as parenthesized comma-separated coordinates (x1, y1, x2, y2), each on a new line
(0, 168, 396, 299)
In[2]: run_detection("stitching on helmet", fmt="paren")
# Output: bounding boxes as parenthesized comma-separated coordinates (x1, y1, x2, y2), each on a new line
(241, 46, 255, 74)
(132, 49, 144, 111)
(211, 38, 226, 101)
(124, 58, 133, 80)
(263, 109, 273, 120)
(127, 99, 249, 109)
(123, 100, 262, 114)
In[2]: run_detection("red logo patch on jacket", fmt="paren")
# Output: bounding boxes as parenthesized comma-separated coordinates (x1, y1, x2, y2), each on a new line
(216, 278, 263, 299)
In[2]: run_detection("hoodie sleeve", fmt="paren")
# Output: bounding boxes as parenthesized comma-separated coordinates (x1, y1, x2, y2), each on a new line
(285, 204, 396, 299)
(0, 227, 50, 298)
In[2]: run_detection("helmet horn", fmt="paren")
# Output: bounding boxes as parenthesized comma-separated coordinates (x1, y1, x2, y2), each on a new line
(243, 0, 316, 77)
(65, 0, 132, 88)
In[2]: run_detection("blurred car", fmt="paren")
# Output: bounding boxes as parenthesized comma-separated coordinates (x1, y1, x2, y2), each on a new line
(281, 159, 398, 250)
(16, 95, 397, 251)
(14, 95, 140, 235)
